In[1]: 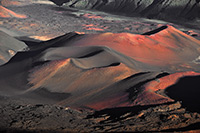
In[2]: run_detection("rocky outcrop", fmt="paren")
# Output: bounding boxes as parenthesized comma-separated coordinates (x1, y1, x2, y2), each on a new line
(51, 0, 200, 21)
(1, 96, 200, 132)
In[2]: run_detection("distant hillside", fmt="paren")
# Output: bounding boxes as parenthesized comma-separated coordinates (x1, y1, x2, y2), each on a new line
(50, 0, 200, 21)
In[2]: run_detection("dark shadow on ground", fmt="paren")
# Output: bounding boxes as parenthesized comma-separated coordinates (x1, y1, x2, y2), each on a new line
(0, 128, 65, 133)
(160, 122, 200, 132)
(165, 75, 200, 113)
(25, 88, 71, 102)
(87, 102, 174, 123)
(142, 25, 168, 35)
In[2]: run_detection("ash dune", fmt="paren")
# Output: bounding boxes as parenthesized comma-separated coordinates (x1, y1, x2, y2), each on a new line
(1, 25, 200, 111)
(40, 45, 149, 70)
(46, 25, 200, 68)
(1, 1, 200, 131)
(28, 58, 137, 109)
(134, 71, 200, 106)
(24, 25, 200, 110)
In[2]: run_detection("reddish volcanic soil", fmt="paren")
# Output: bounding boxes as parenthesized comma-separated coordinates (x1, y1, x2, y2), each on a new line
(0, 5, 26, 18)
(62, 25, 200, 67)
(0, 0, 26, 18)
(0, 0, 200, 132)
(1, 0, 21, 6)
(133, 71, 200, 106)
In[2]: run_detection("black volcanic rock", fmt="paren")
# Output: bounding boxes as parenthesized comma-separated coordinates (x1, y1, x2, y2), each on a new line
(49, 0, 70, 6)
(1, 97, 200, 132)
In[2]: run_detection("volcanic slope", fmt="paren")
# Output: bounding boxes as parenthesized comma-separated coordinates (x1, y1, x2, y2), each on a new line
(40, 25, 200, 68)
(0, 0, 27, 18)
(0, 31, 27, 65)
(0, 26, 200, 111)
(53, 0, 200, 21)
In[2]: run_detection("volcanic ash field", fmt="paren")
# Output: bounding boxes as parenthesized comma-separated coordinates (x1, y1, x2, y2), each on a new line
(0, 0, 200, 132)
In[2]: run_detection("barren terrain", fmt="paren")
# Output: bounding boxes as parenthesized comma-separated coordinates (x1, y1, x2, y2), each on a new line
(0, 0, 200, 132)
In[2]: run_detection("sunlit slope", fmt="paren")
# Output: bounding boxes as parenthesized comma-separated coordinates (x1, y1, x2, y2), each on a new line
(0, 5, 26, 18)
(0, 26, 200, 110)
(46, 26, 200, 68)
(24, 26, 200, 109)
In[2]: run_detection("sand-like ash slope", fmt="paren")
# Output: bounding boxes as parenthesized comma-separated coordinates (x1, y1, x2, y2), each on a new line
(0, 5, 26, 18)
(133, 71, 200, 106)
(0, 31, 27, 65)
(0, 26, 199, 110)
(0, 1, 200, 132)
(0, 0, 27, 18)
(41, 25, 200, 68)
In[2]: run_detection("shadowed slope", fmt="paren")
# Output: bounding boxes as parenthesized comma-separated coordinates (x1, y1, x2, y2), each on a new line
(49, 0, 70, 6)
(142, 25, 168, 35)
(133, 71, 200, 106)
(166, 75, 200, 113)
(39, 45, 151, 70)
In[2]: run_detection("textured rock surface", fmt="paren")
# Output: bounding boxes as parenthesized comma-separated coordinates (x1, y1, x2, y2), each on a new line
(54, 0, 200, 21)
(1, 96, 200, 132)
